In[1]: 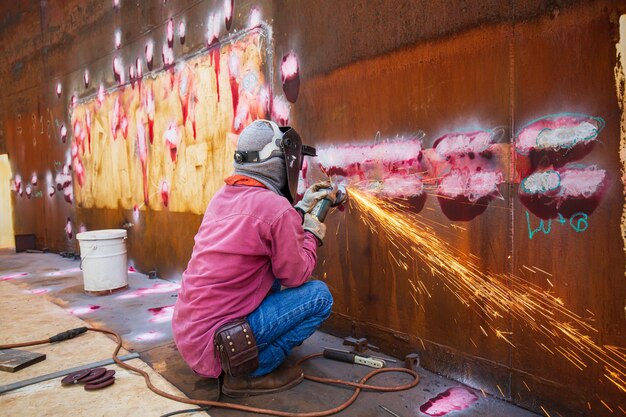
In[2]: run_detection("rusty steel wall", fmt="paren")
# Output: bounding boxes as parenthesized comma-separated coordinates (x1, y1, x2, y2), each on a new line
(1, 1, 625, 416)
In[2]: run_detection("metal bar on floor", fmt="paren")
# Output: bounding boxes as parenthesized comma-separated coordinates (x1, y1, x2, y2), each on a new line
(0, 353, 140, 394)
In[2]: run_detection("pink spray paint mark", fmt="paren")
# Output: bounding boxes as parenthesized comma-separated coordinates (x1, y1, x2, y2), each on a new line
(162, 44, 174, 68)
(437, 169, 503, 221)
(248, 7, 261, 28)
(29, 288, 50, 295)
(178, 20, 186, 44)
(135, 331, 165, 342)
(133, 204, 140, 222)
(13, 174, 22, 193)
(148, 305, 175, 323)
(206, 13, 221, 102)
(145, 88, 155, 143)
(60, 124, 67, 143)
(520, 164, 607, 219)
(121, 116, 128, 139)
(515, 113, 604, 170)
(224, 0, 233, 30)
(45, 267, 82, 277)
(164, 124, 180, 162)
(128, 265, 137, 272)
(317, 137, 426, 212)
(129, 64, 136, 87)
(64, 186, 73, 204)
(117, 282, 180, 299)
(419, 387, 479, 416)
(56, 83, 62, 97)
(228, 52, 240, 124)
(97, 84, 105, 105)
(65, 217, 73, 239)
(166, 18, 174, 47)
(69, 305, 101, 316)
(272, 95, 290, 126)
(211, 49, 221, 102)
(178, 67, 192, 124)
(281, 51, 300, 103)
(160, 181, 169, 207)
(145, 41, 154, 71)
(430, 129, 504, 221)
(189, 95, 197, 139)
(136, 57, 143, 80)
(317, 138, 423, 180)
(111, 97, 121, 139)
(85, 110, 92, 152)
(207, 13, 220, 46)
(73, 155, 86, 187)
(113, 56, 123, 84)
(1, 272, 29, 281)
(136, 118, 149, 205)
(71, 94, 77, 108)
(114, 29, 122, 49)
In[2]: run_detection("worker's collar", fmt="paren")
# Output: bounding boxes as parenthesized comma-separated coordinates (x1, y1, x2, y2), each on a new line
(224, 175, 267, 188)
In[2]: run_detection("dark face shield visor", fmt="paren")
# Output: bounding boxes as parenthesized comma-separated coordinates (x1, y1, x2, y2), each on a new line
(279, 126, 317, 203)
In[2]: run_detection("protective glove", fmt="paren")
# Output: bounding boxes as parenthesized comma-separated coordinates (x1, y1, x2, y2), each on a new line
(294, 181, 334, 214)
(303, 213, 326, 246)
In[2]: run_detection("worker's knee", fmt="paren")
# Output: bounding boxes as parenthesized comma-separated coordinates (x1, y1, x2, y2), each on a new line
(306, 280, 333, 315)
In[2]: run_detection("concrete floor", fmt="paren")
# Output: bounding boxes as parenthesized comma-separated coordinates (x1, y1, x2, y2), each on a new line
(0, 250, 539, 417)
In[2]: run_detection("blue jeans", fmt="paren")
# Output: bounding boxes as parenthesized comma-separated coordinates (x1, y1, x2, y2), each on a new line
(247, 280, 333, 377)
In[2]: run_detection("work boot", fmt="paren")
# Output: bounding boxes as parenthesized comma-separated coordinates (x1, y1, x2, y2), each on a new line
(221, 364, 304, 397)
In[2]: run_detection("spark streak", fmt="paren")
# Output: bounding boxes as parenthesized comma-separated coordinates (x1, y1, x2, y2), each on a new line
(348, 188, 626, 395)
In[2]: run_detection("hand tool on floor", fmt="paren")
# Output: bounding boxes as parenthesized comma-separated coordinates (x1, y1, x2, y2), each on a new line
(323, 346, 396, 363)
(322, 347, 384, 368)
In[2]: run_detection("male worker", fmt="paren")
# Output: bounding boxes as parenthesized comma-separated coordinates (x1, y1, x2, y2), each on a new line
(172, 119, 334, 397)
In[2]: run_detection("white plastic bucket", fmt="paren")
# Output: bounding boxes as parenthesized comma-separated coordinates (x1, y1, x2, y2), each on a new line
(76, 229, 128, 295)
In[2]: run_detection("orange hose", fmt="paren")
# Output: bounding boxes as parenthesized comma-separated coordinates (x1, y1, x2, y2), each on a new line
(1, 327, 420, 416)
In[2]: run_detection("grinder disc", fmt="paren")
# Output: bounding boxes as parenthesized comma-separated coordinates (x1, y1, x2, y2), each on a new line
(61, 369, 93, 385)
(84, 377, 115, 390)
(83, 369, 115, 386)
(77, 367, 107, 383)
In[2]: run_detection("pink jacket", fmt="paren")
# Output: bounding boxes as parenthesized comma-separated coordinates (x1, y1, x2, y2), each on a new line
(172, 184, 318, 377)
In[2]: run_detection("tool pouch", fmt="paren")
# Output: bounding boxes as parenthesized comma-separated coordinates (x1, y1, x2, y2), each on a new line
(214, 318, 259, 377)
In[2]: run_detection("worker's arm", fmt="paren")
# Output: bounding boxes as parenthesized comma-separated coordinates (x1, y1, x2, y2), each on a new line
(269, 208, 318, 288)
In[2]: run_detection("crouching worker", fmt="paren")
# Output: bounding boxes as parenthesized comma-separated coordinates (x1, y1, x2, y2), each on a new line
(172, 120, 335, 397)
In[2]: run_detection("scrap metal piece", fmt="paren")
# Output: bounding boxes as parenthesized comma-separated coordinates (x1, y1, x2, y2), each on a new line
(0, 349, 46, 372)
(405, 353, 420, 371)
(342, 336, 370, 353)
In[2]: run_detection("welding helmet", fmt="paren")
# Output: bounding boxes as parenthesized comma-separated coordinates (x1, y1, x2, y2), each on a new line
(234, 120, 316, 203)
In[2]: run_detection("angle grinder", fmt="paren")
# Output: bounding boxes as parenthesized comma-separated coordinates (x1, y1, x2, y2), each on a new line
(310, 185, 347, 222)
